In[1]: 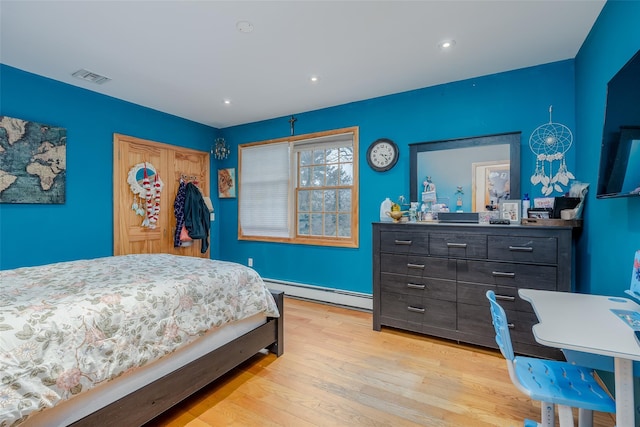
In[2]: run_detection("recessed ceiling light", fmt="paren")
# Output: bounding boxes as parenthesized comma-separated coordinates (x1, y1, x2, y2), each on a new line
(310, 76, 319, 83)
(438, 40, 456, 50)
(223, 99, 231, 105)
(236, 21, 253, 33)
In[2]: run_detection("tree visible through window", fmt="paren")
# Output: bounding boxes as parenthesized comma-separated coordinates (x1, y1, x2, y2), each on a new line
(296, 146, 353, 239)
(239, 127, 358, 248)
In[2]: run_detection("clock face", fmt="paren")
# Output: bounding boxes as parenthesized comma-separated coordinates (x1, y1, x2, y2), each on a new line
(367, 138, 398, 172)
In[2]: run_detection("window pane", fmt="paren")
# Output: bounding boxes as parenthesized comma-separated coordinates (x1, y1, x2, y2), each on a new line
(300, 166, 311, 187)
(298, 190, 310, 211)
(311, 213, 323, 235)
(326, 148, 339, 163)
(338, 189, 351, 211)
(299, 150, 312, 166)
(298, 213, 309, 235)
(324, 213, 337, 236)
(313, 149, 324, 165)
(340, 147, 353, 162)
(311, 190, 323, 212)
(339, 164, 353, 185)
(338, 214, 351, 237)
(324, 189, 336, 211)
(312, 166, 325, 186)
(326, 164, 339, 186)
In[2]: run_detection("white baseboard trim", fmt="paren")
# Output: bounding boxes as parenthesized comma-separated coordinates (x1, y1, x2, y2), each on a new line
(264, 278, 372, 311)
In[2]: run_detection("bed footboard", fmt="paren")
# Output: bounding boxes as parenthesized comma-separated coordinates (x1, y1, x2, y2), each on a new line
(70, 290, 284, 427)
(268, 289, 284, 356)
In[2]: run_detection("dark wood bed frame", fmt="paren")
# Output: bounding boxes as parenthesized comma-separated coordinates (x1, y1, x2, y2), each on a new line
(69, 290, 284, 427)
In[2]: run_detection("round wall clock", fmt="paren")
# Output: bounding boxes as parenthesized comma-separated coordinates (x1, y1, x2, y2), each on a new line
(366, 138, 399, 172)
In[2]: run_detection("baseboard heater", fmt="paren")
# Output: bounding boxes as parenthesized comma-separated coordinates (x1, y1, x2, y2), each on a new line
(264, 278, 372, 311)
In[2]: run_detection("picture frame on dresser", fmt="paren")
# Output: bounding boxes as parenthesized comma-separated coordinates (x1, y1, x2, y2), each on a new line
(499, 200, 520, 223)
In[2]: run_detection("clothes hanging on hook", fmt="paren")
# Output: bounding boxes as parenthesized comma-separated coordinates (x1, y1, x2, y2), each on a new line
(183, 182, 210, 254)
(173, 180, 187, 247)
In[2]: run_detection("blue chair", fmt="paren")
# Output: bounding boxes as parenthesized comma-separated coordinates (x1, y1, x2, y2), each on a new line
(486, 290, 615, 427)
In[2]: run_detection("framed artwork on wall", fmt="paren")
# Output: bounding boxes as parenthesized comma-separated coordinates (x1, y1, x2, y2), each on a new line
(218, 168, 236, 198)
(0, 116, 67, 204)
(499, 200, 520, 223)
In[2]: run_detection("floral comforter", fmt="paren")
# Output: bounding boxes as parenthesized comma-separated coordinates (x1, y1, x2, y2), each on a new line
(0, 254, 279, 426)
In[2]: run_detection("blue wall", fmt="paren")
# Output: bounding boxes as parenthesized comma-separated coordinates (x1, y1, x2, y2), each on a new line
(6, 1, 638, 298)
(575, 0, 640, 297)
(218, 61, 577, 293)
(0, 65, 219, 269)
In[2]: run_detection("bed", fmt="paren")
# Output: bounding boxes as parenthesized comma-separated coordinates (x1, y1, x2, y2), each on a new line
(0, 254, 283, 427)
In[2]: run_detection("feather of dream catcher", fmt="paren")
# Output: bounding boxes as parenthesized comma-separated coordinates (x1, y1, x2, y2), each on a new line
(529, 106, 575, 196)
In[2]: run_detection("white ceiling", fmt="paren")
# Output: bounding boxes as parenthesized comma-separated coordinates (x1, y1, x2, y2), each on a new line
(1, 1, 605, 129)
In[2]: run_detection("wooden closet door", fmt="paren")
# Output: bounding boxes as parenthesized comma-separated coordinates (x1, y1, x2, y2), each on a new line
(165, 149, 211, 257)
(114, 134, 210, 257)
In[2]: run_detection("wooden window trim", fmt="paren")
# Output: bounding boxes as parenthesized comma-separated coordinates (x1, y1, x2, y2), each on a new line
(238, 127, 359, 248)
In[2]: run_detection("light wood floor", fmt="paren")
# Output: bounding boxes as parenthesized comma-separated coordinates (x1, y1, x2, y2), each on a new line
(149, 297, 616, 427)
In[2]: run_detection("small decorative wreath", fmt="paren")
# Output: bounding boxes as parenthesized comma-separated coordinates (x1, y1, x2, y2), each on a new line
(127, 162, 163, 196)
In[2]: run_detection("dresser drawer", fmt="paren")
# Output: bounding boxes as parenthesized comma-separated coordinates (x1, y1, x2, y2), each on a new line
(429, 232, 487, 259)
(380, 254, 456, 280)
(381, 291, 425, 324)
(380, 231, 429, 255)
(457, 260, 557, 290)
(457, 302, 536, 344)
(488, 235, 558, 264)
(381, 292, 456, 330)
(381, 273, 456, 302)
(457, 283, 534, 312)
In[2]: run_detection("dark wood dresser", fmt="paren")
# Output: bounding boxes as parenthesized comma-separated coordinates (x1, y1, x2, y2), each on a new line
(372, 222, 573, 359)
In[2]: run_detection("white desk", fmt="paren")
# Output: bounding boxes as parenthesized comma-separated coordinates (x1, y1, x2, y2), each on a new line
(519, 289, 640, 427)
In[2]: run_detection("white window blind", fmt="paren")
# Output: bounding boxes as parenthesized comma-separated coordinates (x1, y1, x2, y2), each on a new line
(239, 142, 290, 237)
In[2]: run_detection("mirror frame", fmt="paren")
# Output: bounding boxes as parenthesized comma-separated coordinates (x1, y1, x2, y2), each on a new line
(409, 132, 521, 209)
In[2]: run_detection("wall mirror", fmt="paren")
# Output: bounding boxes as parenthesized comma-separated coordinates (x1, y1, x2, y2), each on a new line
(409, 132, 521, 212)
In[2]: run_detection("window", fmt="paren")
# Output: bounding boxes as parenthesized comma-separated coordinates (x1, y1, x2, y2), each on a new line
(239, 127, 358, 248)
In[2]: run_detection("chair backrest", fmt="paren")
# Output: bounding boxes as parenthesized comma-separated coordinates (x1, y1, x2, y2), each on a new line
(486, 290, 515, 362)
(625, 249, 640, 301)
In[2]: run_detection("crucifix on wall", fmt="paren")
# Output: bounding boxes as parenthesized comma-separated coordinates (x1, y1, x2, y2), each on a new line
(289, 115, 297, 136)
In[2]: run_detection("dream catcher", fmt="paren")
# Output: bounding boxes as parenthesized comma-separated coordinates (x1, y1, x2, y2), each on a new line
(529, 106, 575, 196)
(127, 162, 163, 229)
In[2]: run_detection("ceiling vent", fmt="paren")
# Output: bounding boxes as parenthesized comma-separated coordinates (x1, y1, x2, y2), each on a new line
(71, 69, 111, 84)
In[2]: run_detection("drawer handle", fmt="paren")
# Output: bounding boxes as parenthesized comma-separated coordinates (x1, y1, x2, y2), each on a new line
(492, 271, 516, 278)
(495, 294, 515, 302)
(395, 239, 412, 245)
(508, 246, 533, 252)
(447, 242, 467, 248)
(407, 263, 425, 269)
(407, 283, 426, 290)
(407, 306, 425, 313)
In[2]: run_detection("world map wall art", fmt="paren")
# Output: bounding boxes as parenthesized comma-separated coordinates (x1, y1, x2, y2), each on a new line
(0, 116, 67, 204)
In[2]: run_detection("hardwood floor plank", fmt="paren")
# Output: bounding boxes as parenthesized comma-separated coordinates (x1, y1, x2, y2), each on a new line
(148, 297, 615, 427)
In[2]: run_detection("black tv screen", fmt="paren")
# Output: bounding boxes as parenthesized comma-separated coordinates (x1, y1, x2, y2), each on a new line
(596, 49, 640, 198)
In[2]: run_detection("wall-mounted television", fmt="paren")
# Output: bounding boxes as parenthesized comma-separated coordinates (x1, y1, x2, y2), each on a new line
(596, 49, 640, 198)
